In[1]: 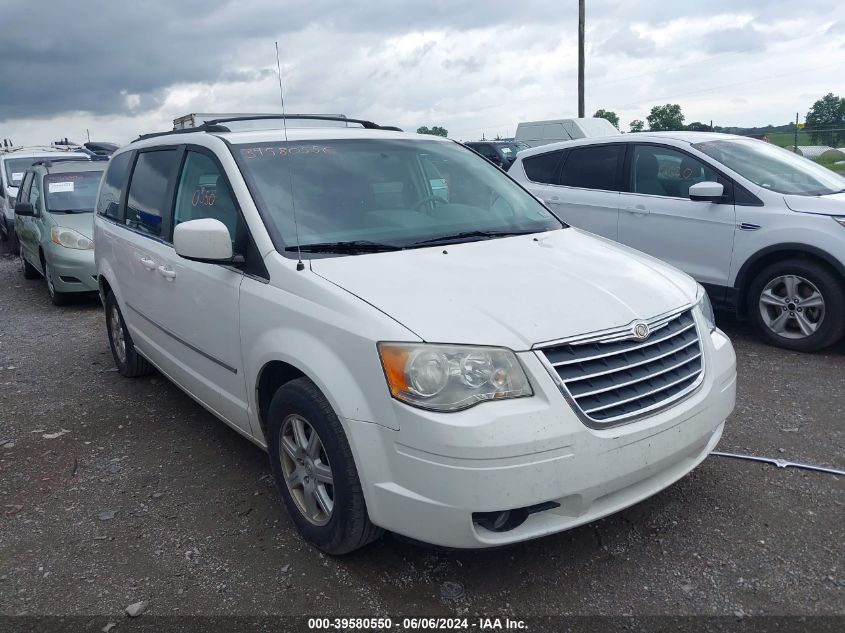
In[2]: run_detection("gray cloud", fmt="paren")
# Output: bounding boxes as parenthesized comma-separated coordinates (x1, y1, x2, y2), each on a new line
(0, 0, 842, 140)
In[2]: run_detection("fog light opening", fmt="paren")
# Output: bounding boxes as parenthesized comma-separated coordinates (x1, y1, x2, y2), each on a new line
(473, 501, 561, 533)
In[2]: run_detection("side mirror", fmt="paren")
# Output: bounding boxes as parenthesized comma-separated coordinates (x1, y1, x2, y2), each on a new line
(689, 181, 724, 202)
(173, 218, 233, 262)
(14, 202, 35, 217)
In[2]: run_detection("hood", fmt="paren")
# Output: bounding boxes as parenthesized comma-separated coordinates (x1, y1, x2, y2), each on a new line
(310, 229, 698, 350)
(52, 212, 94, 238)
(783, 192, 845, 215)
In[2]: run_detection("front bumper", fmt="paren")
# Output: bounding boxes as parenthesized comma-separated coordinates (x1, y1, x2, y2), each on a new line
(345, 325, 736, 548)
(45, 242, 98, 293)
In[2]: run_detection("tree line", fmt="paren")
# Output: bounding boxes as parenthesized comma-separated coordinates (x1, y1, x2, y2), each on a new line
(593, 93, 845, 146)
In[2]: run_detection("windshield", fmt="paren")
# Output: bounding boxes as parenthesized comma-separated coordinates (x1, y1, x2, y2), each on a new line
(3, 158, 42, 187)
(233, 139, 562, 256)
(693, 139, 845, 196)
(499, 143, 529, 157)
(44, 171, 104, 213)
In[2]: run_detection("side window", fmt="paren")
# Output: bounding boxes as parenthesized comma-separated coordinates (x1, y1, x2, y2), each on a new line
(631, 145, 720, 199)
(96, 151, 133, 220)
(477, 145, 499, 161)
(557, 145, 622, 191)
(17, 173, 33, 203)
(173, 151, 241, 242)
(126, 149, 179, 238)
(523, 151, 564, 184)
(28, 175, 41, 210)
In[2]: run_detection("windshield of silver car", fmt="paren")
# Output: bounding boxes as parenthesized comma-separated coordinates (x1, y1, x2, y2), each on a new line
(44, 171, 104, 213)
(693, 139, 845, 196)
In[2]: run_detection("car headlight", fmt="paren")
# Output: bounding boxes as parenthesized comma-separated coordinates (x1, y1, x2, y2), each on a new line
(833, 216, 845, 229)
(378, 343, 533, 412)
(696, 285, 716, 332)
(51, 226, 93, 250)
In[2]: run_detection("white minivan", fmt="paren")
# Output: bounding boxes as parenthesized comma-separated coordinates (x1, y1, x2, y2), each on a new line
(94, 116, 736, 553)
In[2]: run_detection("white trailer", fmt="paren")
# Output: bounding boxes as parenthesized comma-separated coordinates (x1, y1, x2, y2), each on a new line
(515, 117, 619, 148)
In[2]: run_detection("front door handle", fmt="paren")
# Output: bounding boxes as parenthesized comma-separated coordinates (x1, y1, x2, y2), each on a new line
(624, 205, 650, 215)
(139, 257, 157, 270)
(157, 265, 177, 281)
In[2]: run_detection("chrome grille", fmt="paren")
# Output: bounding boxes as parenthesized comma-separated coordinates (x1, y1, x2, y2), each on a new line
(539, 309, 704, 426)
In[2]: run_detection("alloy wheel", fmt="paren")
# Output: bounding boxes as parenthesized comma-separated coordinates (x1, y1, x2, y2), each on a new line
(44, 261, 56, 299)
(109, 305, 127, 365)
(279, 414, 334, 526)
(758, 274, 825, 340)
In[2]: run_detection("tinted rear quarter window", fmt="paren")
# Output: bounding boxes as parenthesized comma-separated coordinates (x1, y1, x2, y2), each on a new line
(126, 150, 179, 239)
(96, 151, 133, 220)
(558, 145, 622, 191)
(522, 151, 564, 184)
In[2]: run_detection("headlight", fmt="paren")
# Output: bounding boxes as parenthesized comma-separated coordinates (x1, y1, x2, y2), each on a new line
(833, 216, 845, 229)
(51, 226, 93, 250)
(696, 285, 716, 332)
(378, 343, 533, 412)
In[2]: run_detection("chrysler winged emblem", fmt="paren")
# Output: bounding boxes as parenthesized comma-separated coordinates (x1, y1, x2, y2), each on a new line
(632, 321, 650, 341)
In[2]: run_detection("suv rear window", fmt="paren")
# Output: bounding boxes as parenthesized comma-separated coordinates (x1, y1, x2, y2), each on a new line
(558, 145, 622, 191)
(97, 151, 133, 220)
(126, 150, 179, 238)
(522, 151, 564, 184)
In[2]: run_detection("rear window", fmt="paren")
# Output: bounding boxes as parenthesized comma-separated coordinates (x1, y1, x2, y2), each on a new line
(96, 151, 133, 220)
(126, 150, 179, 238)
(558, 145, 622, 191)
(522, 151, 564, 184)
(45, 171, 104, 213)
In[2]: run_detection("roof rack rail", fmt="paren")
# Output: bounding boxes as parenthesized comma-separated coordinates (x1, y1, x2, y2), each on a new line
(32, 157, 96, 168)
(133, 114, 398, 143)
(203, 114, 383, 129)
(133, 124, 231, 143)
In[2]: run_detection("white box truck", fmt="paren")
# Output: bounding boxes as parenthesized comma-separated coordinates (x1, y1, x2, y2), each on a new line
(515, 117, 619, 148)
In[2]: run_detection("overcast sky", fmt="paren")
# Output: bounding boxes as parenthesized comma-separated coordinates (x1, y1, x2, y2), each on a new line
(1, 0, 844, 145)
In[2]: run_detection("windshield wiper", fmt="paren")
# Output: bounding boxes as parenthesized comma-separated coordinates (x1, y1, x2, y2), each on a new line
(50, 209, 90, 214)
(409, 229, 539, 247)
(284, 240, 403, 254)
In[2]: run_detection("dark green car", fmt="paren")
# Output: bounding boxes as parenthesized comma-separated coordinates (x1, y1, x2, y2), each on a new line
(15, 159, 105, 305)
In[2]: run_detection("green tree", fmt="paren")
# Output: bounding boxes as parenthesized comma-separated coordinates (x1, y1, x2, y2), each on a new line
(646, 104, 685, 131)
(417, 125, 448, 137)
(806, 93, 845, 146)
(685, 121, 712, 132)
(629, 119, 645, 132)
(592, 109, 619, 129)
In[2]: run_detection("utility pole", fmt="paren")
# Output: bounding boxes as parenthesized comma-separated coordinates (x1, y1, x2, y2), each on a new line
(578, 0, 585, 118)
(793, 113, 799, 153)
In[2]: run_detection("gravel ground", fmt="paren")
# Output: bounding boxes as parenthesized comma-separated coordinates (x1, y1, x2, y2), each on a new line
(1, 240, 843, 623)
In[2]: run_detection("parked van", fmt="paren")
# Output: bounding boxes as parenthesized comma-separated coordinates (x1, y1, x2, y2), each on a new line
(15, 158, 104, 304)
(94, 116, 736, 553)
(515, 117, 619, 148)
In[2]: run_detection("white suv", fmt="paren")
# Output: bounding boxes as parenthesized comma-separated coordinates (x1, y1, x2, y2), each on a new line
(510, 132, 845, 352)
(94, 116, 736, 553)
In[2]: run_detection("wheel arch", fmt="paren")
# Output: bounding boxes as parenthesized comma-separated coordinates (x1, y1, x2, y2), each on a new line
(255, 360, 308, 441)
(734, 244, 845, 316)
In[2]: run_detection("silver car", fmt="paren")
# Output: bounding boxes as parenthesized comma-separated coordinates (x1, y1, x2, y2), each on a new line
(15, 159, 105, 305)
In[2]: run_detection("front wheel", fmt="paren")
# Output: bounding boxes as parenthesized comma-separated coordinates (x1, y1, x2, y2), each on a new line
(105, 291, 152, 377)
(267, 377, 382, 554)
(43, 259, 70, 306)
(0, 218, 8, 242)
(748, 259, 845, 352)
(21, 255, 39, 280)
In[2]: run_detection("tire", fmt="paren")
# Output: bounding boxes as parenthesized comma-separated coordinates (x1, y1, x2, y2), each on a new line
(267, 377, 382, 555)
(0, 218, 8, 242)
(105, 290, 152, 377)
(21, 255, 39, 280)
(747, 258, 845, 352)
(9, 228, 19, 255)
(43, 258, 70, 306)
